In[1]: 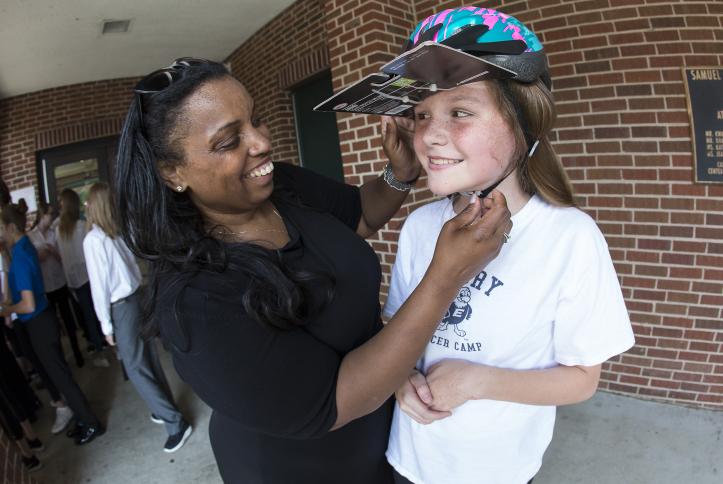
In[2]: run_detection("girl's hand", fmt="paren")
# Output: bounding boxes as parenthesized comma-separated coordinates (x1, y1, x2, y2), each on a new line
(381, 116, 421, 183)
(426, 359, 479, 412)
(429, 191, 511, 291)
(396, 370, 451, 424)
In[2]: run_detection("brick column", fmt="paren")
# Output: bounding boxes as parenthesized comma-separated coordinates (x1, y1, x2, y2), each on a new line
(323, 0, 420, 292)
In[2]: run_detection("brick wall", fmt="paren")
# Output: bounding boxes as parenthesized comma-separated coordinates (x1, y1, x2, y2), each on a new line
(0, 78, 135, 195)
(225, 0, 329, 166)
(323, 0, 427, 280)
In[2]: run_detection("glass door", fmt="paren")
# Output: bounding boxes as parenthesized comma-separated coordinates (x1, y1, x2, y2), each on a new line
(36, 136, 116, 208)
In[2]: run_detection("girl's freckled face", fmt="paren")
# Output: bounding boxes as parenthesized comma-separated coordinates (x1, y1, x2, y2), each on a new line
(413, 81, 517, 196)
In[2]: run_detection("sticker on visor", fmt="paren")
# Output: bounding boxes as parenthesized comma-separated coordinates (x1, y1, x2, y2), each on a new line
(314, 41, 518, 117)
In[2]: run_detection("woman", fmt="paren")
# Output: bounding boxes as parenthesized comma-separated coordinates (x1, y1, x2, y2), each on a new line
(114, 59, 511, 483)
(55, 189, 109, 366)
(383, 8, 635, 484)
(28, 202, 84, 367)
(83, 182, 191, 453)
(0, 203, 104, 445)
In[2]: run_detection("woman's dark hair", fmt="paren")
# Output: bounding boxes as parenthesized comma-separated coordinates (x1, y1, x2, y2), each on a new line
(0, 178, 10, 208)
(114, 60, 333, 340)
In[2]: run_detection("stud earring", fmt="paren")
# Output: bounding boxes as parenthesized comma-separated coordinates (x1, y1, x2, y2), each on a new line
(176, 186, 184, 192)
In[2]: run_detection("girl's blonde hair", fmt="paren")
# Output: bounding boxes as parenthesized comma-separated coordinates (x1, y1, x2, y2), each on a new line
(85, 182, 119, 238)
(489, 79, 575, 207)
(58, 189, 81, 240)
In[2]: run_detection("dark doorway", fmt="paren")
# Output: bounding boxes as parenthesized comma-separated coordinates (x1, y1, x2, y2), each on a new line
(36, 136, 117, 208)
(291, 71, 344, 182)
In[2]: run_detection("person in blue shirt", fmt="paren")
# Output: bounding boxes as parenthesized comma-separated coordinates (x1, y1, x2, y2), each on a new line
(1, 202, 103, 445)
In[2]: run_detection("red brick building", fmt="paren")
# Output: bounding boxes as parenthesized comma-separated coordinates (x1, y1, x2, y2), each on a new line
(1, 0, 721, 415)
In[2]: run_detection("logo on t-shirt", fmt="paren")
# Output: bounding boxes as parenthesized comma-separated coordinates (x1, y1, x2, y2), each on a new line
(432, 270, 505, 353)
(439, 287, 472, 337)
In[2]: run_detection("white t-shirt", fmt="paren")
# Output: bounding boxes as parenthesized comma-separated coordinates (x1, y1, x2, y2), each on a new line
(55, 222, 89, 289)
(83, 225, 142, 336)
(27, 226, 67, 292)
(383, 195, 635, 484)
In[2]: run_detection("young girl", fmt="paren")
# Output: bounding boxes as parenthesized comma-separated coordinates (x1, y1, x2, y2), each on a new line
(383, 8, 635, 484)
(55, 189, 109, 366)
(1, 203, 103, 445)
(82, 183, 192, 452)
(28, 202, 84, 367)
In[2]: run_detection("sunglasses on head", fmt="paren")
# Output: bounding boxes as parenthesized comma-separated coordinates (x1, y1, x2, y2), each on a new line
(134, 57, 210, 94)
(133, 57, 211, 128)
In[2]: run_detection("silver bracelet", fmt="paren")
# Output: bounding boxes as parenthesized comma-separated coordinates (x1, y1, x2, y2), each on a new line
(382, 164, 416, 192)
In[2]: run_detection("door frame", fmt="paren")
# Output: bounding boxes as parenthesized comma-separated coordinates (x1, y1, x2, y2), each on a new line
(35, 136, 117, 205)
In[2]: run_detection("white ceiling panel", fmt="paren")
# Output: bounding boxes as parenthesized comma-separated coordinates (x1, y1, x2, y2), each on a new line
(0, 0, 296, 99)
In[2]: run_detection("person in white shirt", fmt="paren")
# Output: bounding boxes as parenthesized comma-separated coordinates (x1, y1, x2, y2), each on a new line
(56, 189, 109, 367)
(383, 8, 635, 484)
(82, 182, 192, 453)
(28, 203, 84, 367)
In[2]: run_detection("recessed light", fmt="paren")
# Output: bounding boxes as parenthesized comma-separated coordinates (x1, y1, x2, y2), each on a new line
(102, 19, 132, 35)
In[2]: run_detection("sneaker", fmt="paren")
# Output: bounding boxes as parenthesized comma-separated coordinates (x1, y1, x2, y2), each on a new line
(163, 422, 192, 453)
(51, 406, 74, 434)
(150, 414, 164, 425)
(75, 423, 105, 445)
(22, 456, 42, 473)
(92, 356, 110, 368)
(26, 438, 44, 452)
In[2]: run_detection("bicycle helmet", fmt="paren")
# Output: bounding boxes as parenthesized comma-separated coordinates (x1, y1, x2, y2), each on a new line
(403, 7, 551, 89)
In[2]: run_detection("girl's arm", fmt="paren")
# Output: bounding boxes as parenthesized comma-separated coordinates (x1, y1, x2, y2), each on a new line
(1, 290, 36, 317)
(424, 359, 601, 412)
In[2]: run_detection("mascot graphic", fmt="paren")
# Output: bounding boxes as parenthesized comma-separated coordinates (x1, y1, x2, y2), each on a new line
(438, 287, 472, 337)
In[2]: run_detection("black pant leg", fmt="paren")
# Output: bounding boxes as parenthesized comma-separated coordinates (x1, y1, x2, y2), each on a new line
(0, 324, 40, 413)
(24, 309, 99, 427)
(47, 286, 84, 362)
(0, 338, 34, 421)
(0, 392, 24, 440)
(72, 284, 105, 349)
(12, 322, 62, 402)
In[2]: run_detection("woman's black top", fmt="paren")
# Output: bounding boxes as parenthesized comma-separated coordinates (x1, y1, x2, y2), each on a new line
(156, 163, 394, 484)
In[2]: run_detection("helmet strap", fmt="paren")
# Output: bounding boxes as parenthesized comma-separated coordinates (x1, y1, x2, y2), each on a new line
(500, 81, 536, 157)
(459, 168, 515, 200)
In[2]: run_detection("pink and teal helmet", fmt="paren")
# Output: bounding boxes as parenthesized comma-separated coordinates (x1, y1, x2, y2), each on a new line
(404, 7, 550, 88)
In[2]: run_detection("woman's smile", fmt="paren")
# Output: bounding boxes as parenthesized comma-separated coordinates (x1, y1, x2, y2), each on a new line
(243, 159, 274, 180)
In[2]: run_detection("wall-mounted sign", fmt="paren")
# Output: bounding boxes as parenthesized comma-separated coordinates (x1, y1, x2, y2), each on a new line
(682, 67, 723, 183)
(10, 186, 37, 213)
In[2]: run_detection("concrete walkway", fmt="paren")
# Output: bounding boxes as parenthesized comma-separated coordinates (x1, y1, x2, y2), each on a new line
(30, 341, 221, 484)
(28, 343, 722, 484)
(536, 392, 722, 484)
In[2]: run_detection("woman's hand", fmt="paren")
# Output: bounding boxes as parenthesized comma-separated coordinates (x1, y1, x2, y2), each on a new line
(396, 370, 451, 424)
(426, 359, 479, 412)
(428, 191, 511, 291)
(381, 116, 420, 183)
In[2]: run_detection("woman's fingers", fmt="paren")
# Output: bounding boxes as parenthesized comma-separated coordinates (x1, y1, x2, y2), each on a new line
(449, 196, 482, 231)
(431, 190, 511, 287)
